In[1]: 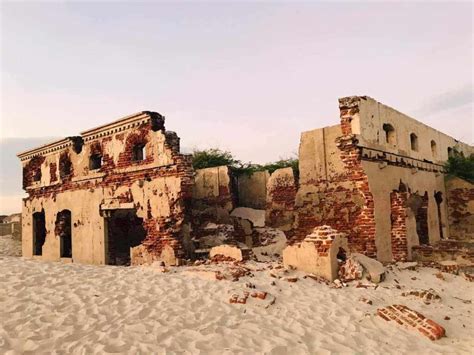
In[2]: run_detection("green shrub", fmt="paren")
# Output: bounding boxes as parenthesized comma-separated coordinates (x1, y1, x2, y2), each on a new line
(191, 148, 239, 170)
(191, 148, 299, 179)
(445, 153, 474, 183)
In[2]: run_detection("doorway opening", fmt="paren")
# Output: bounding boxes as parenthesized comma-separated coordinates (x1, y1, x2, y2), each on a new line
(408, 192, 429, 245)
(434, 191, 444, 239)
(56, 210, 72, 258)
(33, 210, 46, 255)
(106, 210, 146, 265)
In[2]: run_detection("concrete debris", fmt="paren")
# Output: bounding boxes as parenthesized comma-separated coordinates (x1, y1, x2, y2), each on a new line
(230, 207, 265, 228)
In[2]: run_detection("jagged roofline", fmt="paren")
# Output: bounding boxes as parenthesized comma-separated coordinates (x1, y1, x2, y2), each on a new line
(17, 111, 164, 160)
(337, 95, 469, 146)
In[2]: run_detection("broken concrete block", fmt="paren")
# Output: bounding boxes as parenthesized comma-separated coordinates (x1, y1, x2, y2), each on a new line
(230, 207, 265, 227)
(282, 225, 348, 281)
(397, 261, 418, 270)
(352, 253, 386, 283)
(209, 244, 245, 261)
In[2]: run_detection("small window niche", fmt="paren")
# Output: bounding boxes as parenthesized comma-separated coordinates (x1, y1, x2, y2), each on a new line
(33, 168, 42, 182)
(410, 133, 418, 151)
(89, 154, 103, 170)
(382, 123, 396, 146)
(431, 140, 437, 158)
(132, 144, 146, 162)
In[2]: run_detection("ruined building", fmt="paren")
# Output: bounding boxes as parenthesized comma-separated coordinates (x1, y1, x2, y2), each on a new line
(18, 96, 473, 266)
(18, 112, 194, 265)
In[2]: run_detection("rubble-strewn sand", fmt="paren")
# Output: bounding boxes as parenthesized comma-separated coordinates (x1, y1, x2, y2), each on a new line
(0, 238, 472, 354)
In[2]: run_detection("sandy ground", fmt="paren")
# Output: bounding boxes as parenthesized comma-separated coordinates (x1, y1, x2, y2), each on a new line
(0, 236, 473, 354)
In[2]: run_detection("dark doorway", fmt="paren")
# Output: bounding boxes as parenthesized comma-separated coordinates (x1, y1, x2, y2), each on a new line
(408, 192, 429, 245)
(434, 191, 444, 239)
(106, 210, 146, 266)
(56, 210, 72, 258)
(33, 210, 46, 255)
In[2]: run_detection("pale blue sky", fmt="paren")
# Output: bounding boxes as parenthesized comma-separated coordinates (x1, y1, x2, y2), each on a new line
(0, 1, 473, 213)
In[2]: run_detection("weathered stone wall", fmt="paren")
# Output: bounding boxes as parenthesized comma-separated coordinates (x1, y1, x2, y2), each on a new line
(266, 167, 296, 232)
(236, 171, 268, 209)
(446, 177, 474, 241)
(19, 112, 193, 265)
(191, 166, 234, 225)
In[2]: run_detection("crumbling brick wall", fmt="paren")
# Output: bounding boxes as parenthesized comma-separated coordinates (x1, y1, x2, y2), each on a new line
(294, 97, 377, 258)
(266, 167, 296, 232)
(22, 155, 45, 189)
(446, 177, 474, 241)
(19, 112, 194, 265)
(390, 188, 409, 261)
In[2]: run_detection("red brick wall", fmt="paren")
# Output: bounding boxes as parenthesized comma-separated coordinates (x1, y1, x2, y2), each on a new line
(294, 97, 377, 258)
(390, 189, 408, 261)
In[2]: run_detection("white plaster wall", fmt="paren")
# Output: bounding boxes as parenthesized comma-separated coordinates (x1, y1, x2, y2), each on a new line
(358, 97, 473, 162)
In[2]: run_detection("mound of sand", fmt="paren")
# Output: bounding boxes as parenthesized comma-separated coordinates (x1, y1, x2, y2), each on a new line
(0, 255, 472, 354)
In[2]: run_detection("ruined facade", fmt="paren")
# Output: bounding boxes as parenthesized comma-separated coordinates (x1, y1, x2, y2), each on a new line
(18, 96, 473, 266)
(19, 112, 193, 265)
(295, 96, 473, 262)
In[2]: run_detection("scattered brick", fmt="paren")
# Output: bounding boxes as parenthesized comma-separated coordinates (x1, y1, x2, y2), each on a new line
(377, 305, 446, 341)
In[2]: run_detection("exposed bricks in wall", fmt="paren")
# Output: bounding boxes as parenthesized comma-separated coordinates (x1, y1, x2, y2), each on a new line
(22, 155, 45, 189)
(59, 152, 73, 180)
(117, 124, 153, 168)
(294, 97, 377, 258)
(391, 188, 409, 261)
(446, 180, 474, 241)
(49, 162, 58, 183)
(377, 304, 446, 341)
(266, 168, 296, 232)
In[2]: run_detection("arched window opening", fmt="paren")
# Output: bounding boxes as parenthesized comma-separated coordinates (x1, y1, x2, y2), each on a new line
(382, 123, 396, 145)
(89, 154, 102, 170)
(448, 147, 453, 158)
(431, 140, 437, 158)
(410, 133, 418, 151)
(132, 144, 146, 162)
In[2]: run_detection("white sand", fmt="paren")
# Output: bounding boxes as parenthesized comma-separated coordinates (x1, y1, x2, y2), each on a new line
(0, 238, 473, 354)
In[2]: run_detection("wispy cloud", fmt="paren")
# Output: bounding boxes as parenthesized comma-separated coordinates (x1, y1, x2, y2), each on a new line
(415, 84, 473, 116)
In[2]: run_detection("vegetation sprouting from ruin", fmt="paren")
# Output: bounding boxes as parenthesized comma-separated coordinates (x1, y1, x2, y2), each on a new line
(445, 153, 474, 183)
(191, 148, 239, 170)
(191, 148, 299, 178)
